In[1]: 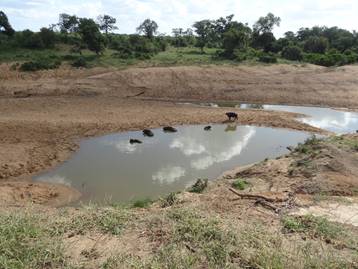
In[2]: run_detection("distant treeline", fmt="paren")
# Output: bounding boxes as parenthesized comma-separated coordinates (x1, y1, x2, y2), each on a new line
(1, 10, 358, 70)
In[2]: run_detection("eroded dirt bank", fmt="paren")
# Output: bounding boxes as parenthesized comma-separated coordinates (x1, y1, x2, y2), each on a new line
(2, 64, 358, 108)
(1, 64, 358, 206)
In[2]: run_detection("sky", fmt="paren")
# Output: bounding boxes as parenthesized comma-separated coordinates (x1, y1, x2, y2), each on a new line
(1, 0, 358, 37)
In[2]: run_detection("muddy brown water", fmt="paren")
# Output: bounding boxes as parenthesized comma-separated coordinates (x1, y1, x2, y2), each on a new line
(34, 104, 358, 203)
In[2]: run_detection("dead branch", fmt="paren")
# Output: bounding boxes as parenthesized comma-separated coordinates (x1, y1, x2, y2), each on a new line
(254, 199, 280, 213)
(228, 188, 288, 202)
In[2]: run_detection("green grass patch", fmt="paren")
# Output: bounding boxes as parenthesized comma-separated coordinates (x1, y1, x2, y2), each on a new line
(49, 206, 130, 236)
(329, 135, 358, 151)
(0, 212, 68, 269)
(282, 215, 357, 250)
(131, 198, 154, 208)
(167, 209, 237, 268)
(231, 179, 250, 190)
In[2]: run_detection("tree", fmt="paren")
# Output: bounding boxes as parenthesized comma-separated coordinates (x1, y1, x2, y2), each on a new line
(97, 15, 118, 36)
(222, 24, 251, 57)
(16, 30, 44, 49)
(252, 13, 280, 51)
(78, 18, 104, 54)
(193, 20, 213, 52)
(212, 14, 234, 44)
(39, 27, 56, 48)
(282, 46, 303, 61)
(0, 11, 15, 36)
(252, 31, 276, 51)
(137, 19, 158, 39)
(253, 13, 281, 34)
(172, 28, 195, 47)
(58, 13, 79, 33)
(304, 36, 329, 54)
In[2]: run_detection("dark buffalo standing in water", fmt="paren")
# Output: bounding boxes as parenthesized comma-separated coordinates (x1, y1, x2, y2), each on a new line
(143, 129, 154, 137)
(129, 139, 142, 144)
(163, 126, 177, 133)
(226, 112, 238, 121)
(204, 126, 212, 131)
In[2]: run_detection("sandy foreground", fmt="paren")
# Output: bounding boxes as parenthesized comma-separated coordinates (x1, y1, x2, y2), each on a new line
(0, 63, 358, 206)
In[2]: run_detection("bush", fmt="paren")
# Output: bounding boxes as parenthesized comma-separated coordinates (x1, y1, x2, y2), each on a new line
(189, 179, 208, 193)
(19, 58, 61, 71)
(71, 57, 87, 68)
(232, 48, 259, 62)
(281, 46, 303, 61)
(303, 52, 355, 67)
(258, 54, 277, 63)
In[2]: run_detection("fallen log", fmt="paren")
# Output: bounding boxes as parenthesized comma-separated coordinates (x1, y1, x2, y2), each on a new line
(228, 188, 289, 202)
(254, 199, 280, 213)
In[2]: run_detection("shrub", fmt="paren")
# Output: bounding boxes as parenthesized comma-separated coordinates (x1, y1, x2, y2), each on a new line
(71, 57, 87, 68)
(19, 58, 61, 71)
(258, 54, 277, 63)
(303, 52, 352, 67)
(281, 46, 303, 61)
(233, 47, 259, 62)
(189, 179, 208, 193)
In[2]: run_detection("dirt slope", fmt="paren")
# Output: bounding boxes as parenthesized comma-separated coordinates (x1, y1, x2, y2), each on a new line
(2, 64, 358, 108)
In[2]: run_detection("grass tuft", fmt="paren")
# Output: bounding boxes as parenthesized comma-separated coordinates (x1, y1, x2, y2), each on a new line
(231, 179, 250, 190)
(160, 192, 178, 208)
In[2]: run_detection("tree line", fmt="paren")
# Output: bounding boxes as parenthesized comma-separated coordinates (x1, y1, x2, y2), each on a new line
(1, 10, 358, 69)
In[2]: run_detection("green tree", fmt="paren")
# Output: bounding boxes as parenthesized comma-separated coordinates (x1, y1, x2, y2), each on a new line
(58, 13, 79, 33)
(78, 18, 104, 54)
(38, 27, 56, 48)
(16, 30, 44, 49)
(0, 11, 15, 36)
(222, 24, 251, 58)
(304, 36, 329, 54)
(136, 19, 158, 39)
(253, 13, 281, 34)
(193, 20, 213, 52)
(97, 14, 118, 36)
(282, 46, 303, 61)
(252, 13, 280, 51)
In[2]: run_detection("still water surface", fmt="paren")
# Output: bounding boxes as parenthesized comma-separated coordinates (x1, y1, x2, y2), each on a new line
(35, 125, 311, 202)
(35, 104, 358, 203)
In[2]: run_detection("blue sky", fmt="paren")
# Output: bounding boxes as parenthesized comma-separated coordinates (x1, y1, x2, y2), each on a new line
(1, 0, 358, 36)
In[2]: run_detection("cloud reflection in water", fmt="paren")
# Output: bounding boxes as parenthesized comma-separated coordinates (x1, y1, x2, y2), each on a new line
(191, 127, 256, 170)
(152, 166, 186, 184)
(170, 137, 206, 156)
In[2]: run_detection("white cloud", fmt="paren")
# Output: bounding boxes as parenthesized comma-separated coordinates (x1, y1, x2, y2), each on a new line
(2, 0, 358, 35)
